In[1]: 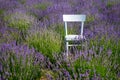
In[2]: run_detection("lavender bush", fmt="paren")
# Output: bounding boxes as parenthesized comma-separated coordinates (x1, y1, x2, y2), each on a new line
(0, 26, 20, 44)
(4, 11, 34, 31)
(26, 27, 62, 62)
(0, 42, 43, 80)
(3, 10, 35, 43)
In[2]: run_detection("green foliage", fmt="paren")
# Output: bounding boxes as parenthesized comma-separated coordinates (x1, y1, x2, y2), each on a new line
(40, 69, 58, 79)
(86, 15, 95, 23)
(0, 28, 20, 43)
(26, 28, 62, 62)
(89, 36, 119, 55)
(72, 36, 120, 79)
(73, 54, 117, 79)
(18, 0, 26, 4)
(34, 2, 52, 10)
(106, 1, 114, 8)
(4, 11, 35, 43)
(1, 52, 41, 80)
(0, 9, 4, 15)
(4, 11, 34, 31)
(52, 24, 65, 38)
(106, 0, 120, 8)
(9, 19, 29, 31)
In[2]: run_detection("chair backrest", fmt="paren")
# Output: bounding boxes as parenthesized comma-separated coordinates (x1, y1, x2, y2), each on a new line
(63, 14, 86, 22)
(63, 14, 86, 36)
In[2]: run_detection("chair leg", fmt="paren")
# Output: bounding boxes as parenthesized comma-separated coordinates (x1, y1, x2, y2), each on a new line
(66, 42, 69, 57)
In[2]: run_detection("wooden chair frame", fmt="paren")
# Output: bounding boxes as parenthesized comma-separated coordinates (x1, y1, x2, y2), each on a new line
(63, 14, 86, 56)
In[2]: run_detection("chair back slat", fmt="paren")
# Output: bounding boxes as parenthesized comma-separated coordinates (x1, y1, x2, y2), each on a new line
(63, 14, 86, 22)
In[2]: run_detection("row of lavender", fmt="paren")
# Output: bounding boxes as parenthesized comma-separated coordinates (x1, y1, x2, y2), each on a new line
(1, 0, 120, 38)
(0, 0, 120, 79)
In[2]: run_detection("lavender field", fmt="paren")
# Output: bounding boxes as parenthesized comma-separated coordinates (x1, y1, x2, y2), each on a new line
(0, 0, 120, 80)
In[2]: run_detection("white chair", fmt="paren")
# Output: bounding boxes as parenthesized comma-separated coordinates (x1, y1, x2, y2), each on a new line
(63, 14, 86, 56)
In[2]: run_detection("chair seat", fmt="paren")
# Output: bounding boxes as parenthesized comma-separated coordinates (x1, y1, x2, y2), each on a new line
(65, 35, 85, 41)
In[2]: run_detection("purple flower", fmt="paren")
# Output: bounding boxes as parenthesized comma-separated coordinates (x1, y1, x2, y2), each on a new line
(46, 74, 53, 80)
(62, 69, 71, 79)
(117, 72, 120, 78)
(34, 52, 45, 64)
